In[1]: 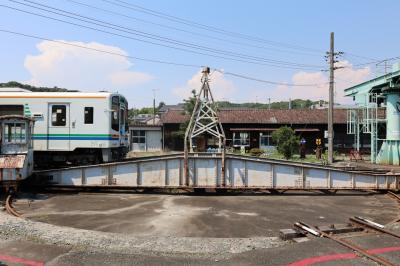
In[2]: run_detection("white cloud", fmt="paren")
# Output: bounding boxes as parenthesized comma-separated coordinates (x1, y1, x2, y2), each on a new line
(268, 61, 371, 104)
(173, 70, 236, 101)
(24, 40, 153, 91)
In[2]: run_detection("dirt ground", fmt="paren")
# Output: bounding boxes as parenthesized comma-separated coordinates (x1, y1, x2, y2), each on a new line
(15, 191, 398, 238)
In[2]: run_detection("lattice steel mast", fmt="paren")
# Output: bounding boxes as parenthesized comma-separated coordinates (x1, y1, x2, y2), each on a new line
(184, 67, 226, 185)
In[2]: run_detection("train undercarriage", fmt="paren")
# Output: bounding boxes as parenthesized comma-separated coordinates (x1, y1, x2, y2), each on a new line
(34, 147, 128, 169)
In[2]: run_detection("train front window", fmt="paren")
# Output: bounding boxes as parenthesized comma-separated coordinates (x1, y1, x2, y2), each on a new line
(120, 108, 126, 130)
(3, 122, 26, 144)
(111, 96, 120, 131)
(125, 109, 129, 132)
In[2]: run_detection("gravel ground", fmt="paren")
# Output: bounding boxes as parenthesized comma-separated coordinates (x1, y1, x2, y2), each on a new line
(0, 211, 284, 260)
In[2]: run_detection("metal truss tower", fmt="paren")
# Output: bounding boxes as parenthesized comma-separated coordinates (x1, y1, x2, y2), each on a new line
(184, 66, 226, 185)
(184, 67, 226, 152)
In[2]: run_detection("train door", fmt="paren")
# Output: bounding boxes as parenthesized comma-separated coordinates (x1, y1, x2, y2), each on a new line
(48, 103, 70, 150)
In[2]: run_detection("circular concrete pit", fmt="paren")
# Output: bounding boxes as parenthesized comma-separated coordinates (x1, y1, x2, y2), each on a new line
(14, 191, 398, 238)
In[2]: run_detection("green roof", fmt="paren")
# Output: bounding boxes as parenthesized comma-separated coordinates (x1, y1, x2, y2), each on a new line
(344, 70, 400, 97)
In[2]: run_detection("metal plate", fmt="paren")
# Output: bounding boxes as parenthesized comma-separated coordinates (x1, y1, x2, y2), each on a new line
(0, 155, 25, 169)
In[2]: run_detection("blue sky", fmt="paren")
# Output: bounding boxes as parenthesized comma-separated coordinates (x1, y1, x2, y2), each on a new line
(0, 0, 398, 107)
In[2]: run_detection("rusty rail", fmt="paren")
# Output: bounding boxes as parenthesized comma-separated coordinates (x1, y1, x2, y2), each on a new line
(387, 191, 400, 202)
(294, 221, 396, 266)
(386, 192, 400, 224)
(5, 195, 21, 217)
(350, 216, 400, 239)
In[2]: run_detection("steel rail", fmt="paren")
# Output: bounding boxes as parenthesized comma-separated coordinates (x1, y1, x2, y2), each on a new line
(386, 192, 400, 224)
(5, 195, 21, 217)
(294, 221, 396, 266)
(387, 191, 400, 202)
(350, 217, 400, 239)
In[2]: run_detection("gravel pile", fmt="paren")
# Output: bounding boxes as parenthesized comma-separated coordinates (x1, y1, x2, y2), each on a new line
(0, 211, 284, 259)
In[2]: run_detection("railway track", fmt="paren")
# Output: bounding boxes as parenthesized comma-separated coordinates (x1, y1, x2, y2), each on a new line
(295, 216, 400, 266)
(386, 192, 400, 225)
(5, 195, 21, 218)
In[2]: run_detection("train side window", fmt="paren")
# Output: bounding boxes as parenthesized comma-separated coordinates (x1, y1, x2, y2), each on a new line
(84, 107, 94, 124)
(51, 105, 66, 126)
(3, 122, 26, 144)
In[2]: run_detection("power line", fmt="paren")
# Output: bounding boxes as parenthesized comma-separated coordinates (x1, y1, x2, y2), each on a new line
(343, 52, 378, 62)
(352, 56, 400, 68)
(0, 28, 202, 68)
(15, 0, 323, 68)
(216, 70, 326, 87)
(0, 28, 328, 87)
(3, 2, 324, 70)
(65, 0, 323, 57)
(101, 0, 323, 53)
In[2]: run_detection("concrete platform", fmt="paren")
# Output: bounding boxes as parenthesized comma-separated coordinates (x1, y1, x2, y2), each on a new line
(14, 191, 398, 237)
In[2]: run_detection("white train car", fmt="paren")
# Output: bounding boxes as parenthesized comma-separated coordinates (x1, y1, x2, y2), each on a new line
(0, 88, 129, 165)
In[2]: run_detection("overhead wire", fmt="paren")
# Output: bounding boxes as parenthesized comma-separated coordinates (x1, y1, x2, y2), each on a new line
(101, 0, 323, 53)
(0, 28, 202, 68)
(343, 52, 378, 62)
(17, 0, 324, 68)
(0, 28, 328, 87)
(216, 70, 325, 87)
(65, 0, 323, 57)
(3, 1, 325, 70)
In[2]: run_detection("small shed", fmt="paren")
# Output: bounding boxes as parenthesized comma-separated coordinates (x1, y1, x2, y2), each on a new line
(129, 123, 163, 152)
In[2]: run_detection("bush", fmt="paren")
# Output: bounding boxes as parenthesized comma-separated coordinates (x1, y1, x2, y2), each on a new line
(271, 126, 299, 160)
(249, 148, 264, 157)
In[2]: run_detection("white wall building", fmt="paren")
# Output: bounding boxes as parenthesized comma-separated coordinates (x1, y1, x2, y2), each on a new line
(129, 124, 163, 152)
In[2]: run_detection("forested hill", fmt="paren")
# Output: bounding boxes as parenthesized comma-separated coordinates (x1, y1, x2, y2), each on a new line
(0, 81, 77, 92)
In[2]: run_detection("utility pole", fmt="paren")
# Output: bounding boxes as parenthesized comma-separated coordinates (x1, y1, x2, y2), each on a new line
(326, 32, 343, 164)
(328, 32, 334, 164)
(152, 89, 158, 125)
(268, 98, 271, 110)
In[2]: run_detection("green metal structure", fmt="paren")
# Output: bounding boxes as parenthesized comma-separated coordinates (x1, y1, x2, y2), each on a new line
(345, 63, 400, 165)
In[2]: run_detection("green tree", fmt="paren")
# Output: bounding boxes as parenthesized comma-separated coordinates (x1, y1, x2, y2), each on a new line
(271, 126, 299, 160)
(171, 90, 197, 139)
(183, 89, 197, 114)
(158, 101, 166, 110)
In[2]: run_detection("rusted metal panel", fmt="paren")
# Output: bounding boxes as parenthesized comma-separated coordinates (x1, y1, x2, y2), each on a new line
(0, 155, 25, 169)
